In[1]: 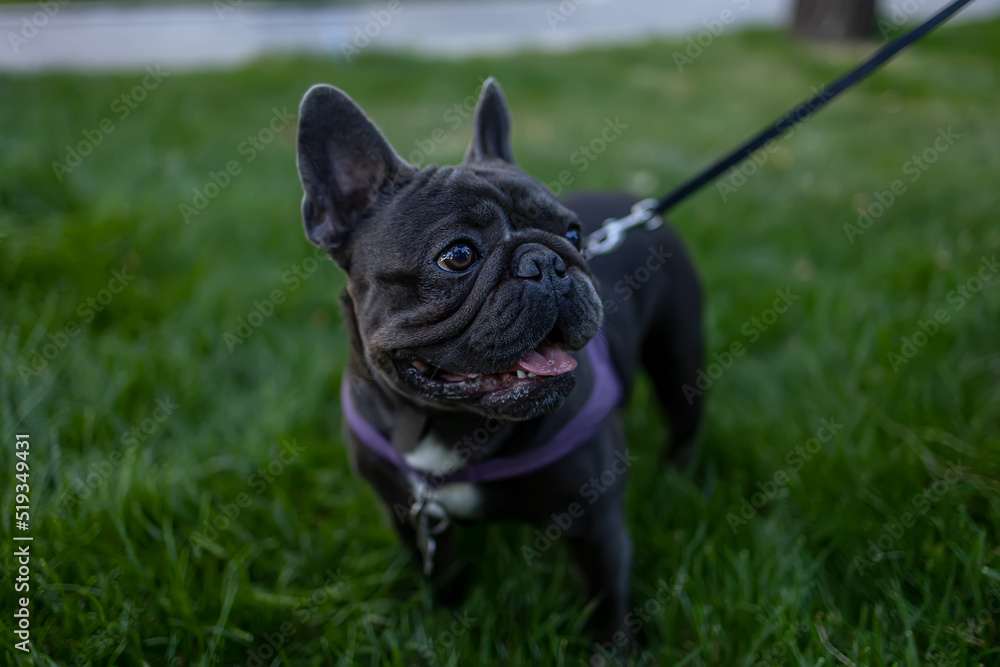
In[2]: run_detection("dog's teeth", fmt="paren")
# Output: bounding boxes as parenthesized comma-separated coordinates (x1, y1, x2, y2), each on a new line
(516, 370, 528, 379)
(468, 373, 479, 379)
(527, 372, 537, 378)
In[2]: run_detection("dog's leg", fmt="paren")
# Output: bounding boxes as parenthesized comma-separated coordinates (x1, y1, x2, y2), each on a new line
(564, 495, 633, 659)
(640, 239, 704, 467)
(384, 505, 469, 605)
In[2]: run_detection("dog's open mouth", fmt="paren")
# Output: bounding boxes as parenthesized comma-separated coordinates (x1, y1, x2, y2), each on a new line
(399, 341, 577, 397)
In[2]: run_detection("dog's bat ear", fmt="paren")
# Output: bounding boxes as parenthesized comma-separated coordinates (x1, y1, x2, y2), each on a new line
(464, 77, 515, 165)
(296, 84, 410, 257)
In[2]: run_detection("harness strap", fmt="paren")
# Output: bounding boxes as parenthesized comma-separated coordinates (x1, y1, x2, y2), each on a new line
(341, 330, 623, 486)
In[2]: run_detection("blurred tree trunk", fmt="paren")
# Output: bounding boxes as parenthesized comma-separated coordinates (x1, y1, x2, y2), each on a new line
(792, 0, 875, 41)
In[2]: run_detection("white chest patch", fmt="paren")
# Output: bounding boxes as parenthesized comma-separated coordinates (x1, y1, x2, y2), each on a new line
(431, 482, 483, 519)
(404, 436, 482, 519)
(403, 435, 467, 474)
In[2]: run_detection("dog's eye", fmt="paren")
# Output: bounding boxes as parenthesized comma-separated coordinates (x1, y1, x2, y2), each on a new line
(437, 243, 477, 272)
(566, 224, 582, 250)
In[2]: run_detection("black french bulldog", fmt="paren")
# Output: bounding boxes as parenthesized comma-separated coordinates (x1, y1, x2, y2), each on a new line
(295, 78, 703, 657)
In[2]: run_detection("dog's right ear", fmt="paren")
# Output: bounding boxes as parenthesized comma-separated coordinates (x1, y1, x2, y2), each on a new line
(296, 84, 410, 258)
(464, 78, 515, 164)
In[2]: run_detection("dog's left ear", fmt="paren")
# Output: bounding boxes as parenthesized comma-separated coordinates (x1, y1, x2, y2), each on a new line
(464, 78, 515, 164)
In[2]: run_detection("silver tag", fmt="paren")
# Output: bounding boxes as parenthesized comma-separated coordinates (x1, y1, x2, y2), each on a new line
(412, 498, 450, 576)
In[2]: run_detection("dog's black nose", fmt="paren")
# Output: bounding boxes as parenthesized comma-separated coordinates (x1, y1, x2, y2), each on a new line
(513, 244, 567, 281)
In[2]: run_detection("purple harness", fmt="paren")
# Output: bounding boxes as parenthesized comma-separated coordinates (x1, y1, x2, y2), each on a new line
(341, 331, 623, 485)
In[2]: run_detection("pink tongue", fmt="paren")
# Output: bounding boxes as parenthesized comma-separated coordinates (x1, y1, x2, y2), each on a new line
(516, 342, 577, 376)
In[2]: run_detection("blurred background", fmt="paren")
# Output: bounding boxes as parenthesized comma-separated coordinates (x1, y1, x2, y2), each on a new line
(3, 0, 1000, 70)
(2, 0, 999, 665)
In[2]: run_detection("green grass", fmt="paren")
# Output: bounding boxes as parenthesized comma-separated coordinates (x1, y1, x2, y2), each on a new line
(2, 19, 1000, 666)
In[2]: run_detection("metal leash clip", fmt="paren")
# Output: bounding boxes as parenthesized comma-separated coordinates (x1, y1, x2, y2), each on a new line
(583, 198, 663, 260)
(408, 478, 451, 576)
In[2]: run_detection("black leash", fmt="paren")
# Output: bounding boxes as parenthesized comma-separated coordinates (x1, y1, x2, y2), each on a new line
(585, 0, 976, 258)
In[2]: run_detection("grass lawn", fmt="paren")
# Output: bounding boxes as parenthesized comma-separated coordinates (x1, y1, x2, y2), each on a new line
(2, 18, 999, 667)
